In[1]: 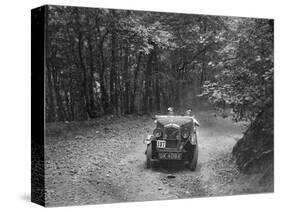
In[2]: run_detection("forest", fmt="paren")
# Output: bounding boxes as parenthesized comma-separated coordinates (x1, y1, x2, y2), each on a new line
(44, 5, 274, 193)
(46, 6, 273, 125)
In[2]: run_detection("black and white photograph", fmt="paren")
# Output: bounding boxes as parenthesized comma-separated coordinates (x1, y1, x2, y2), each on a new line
(31, 4, 273, 207)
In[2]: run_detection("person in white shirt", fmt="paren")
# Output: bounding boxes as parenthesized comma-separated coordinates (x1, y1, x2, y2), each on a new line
(167, 107, 175, 115)
(185, 108, 200, 127)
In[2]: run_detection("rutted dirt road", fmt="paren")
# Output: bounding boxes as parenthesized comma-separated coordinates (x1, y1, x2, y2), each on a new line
(45, 111, 250, 207)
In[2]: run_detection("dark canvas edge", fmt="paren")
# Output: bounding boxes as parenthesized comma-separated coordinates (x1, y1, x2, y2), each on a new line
(31, 5, 47, 207)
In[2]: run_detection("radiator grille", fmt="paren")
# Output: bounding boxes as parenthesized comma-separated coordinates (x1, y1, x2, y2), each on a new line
(165, 140, 178, 148)
(165, 127, 179, 140)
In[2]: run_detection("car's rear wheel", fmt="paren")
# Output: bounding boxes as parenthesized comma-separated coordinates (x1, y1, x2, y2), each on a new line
(189, 145, 198, 171)
(146, 143, 153, 168)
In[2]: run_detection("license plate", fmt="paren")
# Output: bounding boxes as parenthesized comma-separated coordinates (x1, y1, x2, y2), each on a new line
(158, 153, 182, 160)
(157, 140, 166, 148)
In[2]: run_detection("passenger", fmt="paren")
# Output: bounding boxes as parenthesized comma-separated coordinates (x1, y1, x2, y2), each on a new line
(185, 108, 200, 127)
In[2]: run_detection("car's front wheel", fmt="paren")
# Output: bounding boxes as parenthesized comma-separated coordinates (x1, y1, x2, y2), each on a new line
(189, 145, 198, 171)
(146, 143, 153, 168)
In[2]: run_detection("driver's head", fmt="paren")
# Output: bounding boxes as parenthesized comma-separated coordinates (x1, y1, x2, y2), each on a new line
(185, 108, 192, 115)
(168, 107, 174, 112)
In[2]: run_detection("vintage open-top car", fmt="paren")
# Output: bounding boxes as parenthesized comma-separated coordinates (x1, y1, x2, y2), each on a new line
(144, 115, 199, 171)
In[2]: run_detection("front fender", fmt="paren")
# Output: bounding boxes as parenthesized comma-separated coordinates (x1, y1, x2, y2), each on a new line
(190, 132, 198, 145)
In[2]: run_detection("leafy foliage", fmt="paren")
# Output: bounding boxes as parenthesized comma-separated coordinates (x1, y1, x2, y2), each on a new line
(201, 18, 273, 122)
(46, 6, 273, 125)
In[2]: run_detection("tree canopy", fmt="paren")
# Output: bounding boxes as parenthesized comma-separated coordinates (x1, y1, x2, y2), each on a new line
(46, 6, 273, 124)
(201, 18, 273, 122)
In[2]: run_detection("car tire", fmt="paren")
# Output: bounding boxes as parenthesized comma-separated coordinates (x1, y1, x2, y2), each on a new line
(146, 143, 153, 169)
(189, 145, 198, 171)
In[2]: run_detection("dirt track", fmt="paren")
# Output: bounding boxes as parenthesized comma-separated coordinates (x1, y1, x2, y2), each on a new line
(45, 111, 250, 207)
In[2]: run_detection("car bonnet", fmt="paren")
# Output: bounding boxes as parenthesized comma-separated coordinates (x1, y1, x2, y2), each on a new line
(155, 115, 193, 126)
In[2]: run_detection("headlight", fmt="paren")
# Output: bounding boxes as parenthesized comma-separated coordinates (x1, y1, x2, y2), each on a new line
(182, 131, 189, 139)
(153, 128, 162, 138)
(190, 133, 197, 145)
(181, 127, 190, 139)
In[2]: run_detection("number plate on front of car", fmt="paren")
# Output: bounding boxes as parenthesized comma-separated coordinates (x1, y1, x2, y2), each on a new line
(158, 153, 182, 160)
(157, 140, 166, 148)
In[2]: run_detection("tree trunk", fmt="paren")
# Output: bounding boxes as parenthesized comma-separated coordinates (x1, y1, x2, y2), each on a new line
(63, 89, 71, 121)
(154, 53, 160, 112)
(144, 52, 153, 114)
(110, 29, 117, 114)
(46, 67, 56, 122)
(77, 32, 94, 119)
(131, 52, 142, 113)
(98, 42, 109, 114)
(123, 42, 130, 114)
(95, 15, 109, 114)
(144, 45, 157, 114)
(50, 65, 65, 121)
(87, 34, 97, 117)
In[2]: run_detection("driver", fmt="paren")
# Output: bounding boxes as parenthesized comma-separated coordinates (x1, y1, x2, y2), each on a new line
(185, 108, 200, 127)
(167, 107, 175, 115)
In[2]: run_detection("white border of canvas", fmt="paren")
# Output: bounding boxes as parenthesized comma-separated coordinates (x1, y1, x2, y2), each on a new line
(0, 0, 279, 211)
